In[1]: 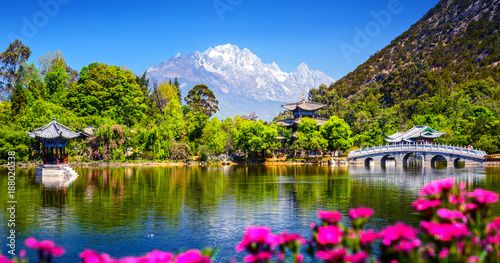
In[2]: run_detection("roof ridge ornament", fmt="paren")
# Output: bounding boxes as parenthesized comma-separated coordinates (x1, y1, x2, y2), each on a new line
(53, 115, 56, 121)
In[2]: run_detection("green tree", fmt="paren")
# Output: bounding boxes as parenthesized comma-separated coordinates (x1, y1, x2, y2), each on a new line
(0, 40, 31, 100)
(65, 63, 148, 126)
(320, 116, 353, 153)
(201, 117, 229, 155)
(234, 120, 280, 155)
(163, 81, 185, 140)
(19, 62, 45, 103)
(10, 82, 28, 118)
(37, 49, 78, 83)
(44, 62, 68, 104)
(292, 117, 327, 156)
(173, 77, 182, 103)
(184, 84, 219, 117)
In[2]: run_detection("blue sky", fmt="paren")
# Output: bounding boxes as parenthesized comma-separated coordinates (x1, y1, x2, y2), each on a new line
(1, 0, 439, 80)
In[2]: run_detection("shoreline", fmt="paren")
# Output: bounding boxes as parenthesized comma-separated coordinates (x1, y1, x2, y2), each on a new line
(5, 159, 500, 168)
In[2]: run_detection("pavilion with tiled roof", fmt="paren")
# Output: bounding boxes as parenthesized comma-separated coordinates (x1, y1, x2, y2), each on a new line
(276, 94, 328, 139)
(385, 125, 446, 144)
(27, 116, 90, 165)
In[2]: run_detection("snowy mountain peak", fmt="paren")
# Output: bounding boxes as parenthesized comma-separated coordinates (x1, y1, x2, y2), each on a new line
(296, 62, 309, 71)
(145, 44, 335, 120)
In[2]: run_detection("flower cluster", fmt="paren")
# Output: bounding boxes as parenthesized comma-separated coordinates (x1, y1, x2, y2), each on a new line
(25, 237, 65, 263)
(2, 178, 499, 263)
(79, 249, 211, 263)
(235, 227, 306, 263)
(310, 207, 377, 263)
(410, 178, 500, 263)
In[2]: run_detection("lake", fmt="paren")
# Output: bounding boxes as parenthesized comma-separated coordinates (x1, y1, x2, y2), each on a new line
(1, 164, 500, 261)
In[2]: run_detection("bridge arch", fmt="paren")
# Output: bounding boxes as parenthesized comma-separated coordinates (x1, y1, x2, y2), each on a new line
(364, 158, 374, 166)
(453, 158, 465, 168)
(431, 155, 448, 168)
(402, 152, 423, 167)
(381, 155, 397, 166)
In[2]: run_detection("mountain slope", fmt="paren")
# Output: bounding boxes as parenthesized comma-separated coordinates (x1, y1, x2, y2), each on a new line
(145, 44, 334, 120)
(318, 0, 500, 101)
(309, 0, 500, 153)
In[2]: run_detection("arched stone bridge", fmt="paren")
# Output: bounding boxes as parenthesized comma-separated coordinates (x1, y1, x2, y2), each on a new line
(348, 143, 486, 167)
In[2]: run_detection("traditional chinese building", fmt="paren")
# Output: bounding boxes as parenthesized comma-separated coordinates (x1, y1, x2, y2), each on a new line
(385, 125, 445, 144)
(276, 95, 328, 139)
(27, 116, 90, 165)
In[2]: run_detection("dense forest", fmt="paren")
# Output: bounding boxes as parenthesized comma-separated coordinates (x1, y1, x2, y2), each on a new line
(308, 0, 500, 153)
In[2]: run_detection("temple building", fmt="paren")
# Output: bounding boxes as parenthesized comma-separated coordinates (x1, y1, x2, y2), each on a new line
(27, 116, 90, 165)
(276, 95, 328, 139)
(385, 125, 446, 144)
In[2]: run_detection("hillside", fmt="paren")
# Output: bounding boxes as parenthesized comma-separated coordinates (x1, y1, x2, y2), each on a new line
(324, 0, 500, 99)
(309, 0, 500, 153)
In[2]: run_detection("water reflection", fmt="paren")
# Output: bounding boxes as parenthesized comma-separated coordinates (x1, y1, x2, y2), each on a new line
(0, 165, 499, 262)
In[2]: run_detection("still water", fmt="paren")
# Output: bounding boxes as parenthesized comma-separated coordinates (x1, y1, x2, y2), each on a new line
(1, 165, 500, 261)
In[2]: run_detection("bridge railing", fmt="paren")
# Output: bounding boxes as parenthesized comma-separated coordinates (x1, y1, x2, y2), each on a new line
(348, 142, 486, 158)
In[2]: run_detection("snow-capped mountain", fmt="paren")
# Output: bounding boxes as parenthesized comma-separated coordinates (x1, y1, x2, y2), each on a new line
(145, 44, 335, 120)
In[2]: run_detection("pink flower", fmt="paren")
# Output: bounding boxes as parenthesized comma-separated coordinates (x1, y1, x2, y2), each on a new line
(393, 239, 421, 254)
(295, 254, 304, 263)
(438, 248, 449, 258)
(344, 251, 367, 263)
(174, 250, 210, 263)
(19, 250, 26, 259)
(462, 203, 478, 211)
(420, 221, 470, 242)
(278, 252, 285, 261)
(25, 237, 66, 257)
(467, 256, 480, 263)
(316, 248, 347, 262)
(419, 178, 455, 197)
(437, 208, 465, 221)
(80, 249, 117, 263)
(449, 192, 466, 204)
(0, 255, 13, 263)
(359, 230, 379, 246)
(236, 227, 280, 251)
(278, 231, 306, 245)
(145, 251, 174, 263)
(412, 199, 441, 211)
(487, 217, 500, 244)
(468, 189, 499, 204)
(316, 225, 344, 245)
(318, 211, 342, 224)
(243, 251, 273, 263)
(118, 256, 145, 263)
(349, 207, 373, 219)
(380, 223, 418, 246)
